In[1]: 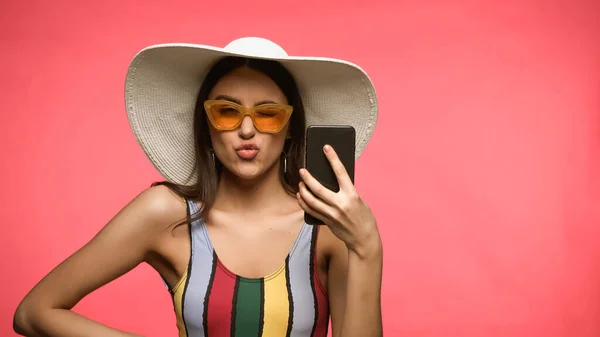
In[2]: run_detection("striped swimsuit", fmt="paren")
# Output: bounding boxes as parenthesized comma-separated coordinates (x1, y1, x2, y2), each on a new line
(169, 199, 330, 337)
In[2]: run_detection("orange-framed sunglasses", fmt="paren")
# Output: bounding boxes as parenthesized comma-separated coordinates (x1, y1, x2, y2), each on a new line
(204, 100, 294, 133)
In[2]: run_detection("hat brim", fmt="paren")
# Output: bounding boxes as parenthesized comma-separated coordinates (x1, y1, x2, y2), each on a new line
(125, 43, 378, 185)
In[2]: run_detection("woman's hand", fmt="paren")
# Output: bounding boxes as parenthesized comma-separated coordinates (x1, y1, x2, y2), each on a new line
(297, 144, 381, 259)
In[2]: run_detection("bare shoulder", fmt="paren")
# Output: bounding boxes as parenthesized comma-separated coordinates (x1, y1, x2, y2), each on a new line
(122, 184, 188, 234)
(133, 184, 186, 217)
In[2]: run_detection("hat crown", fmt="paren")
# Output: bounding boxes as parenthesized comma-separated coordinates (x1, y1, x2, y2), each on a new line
(224, 37, 289, 58)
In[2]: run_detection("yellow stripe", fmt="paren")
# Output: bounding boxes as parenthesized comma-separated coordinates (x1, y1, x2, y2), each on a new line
(171, 268, 188, 337)
(261, 263, 290, 336)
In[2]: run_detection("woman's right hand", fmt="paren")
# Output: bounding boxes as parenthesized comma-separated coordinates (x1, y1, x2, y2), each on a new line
(13, 185, 184, 337)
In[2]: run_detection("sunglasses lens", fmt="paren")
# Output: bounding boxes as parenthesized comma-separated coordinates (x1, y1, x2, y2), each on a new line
(254, 106, 289, 132)
(208, 103, 242, 129)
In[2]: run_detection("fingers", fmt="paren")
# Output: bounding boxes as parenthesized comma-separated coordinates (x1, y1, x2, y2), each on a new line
(323, 145, 354, 191)
(299, 168, 336, 202)
(296, 192, 326, 224)
(297, 182, 332, 221)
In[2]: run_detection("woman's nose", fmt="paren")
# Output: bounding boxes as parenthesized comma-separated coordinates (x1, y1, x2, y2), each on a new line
(238, 115, 256, 139)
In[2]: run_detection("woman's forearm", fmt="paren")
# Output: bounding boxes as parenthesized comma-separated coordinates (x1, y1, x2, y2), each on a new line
(340, 239, 384, 337)
(14, 307, 143, 337)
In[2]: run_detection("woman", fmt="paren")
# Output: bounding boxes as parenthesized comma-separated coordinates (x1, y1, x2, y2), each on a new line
(14, 37, 383, 337)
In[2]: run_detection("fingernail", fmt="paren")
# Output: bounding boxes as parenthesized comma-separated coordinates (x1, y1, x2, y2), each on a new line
(299, 168, 305, 175)
(324, 145, 331, 153)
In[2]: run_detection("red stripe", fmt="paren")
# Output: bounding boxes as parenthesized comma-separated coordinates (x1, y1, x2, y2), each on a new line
(312, 227, 330, 337)
(313, 282, 329, 337)
(206, 262, 237, 337)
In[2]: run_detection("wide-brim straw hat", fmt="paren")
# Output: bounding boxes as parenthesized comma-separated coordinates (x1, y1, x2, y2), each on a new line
(125, 37, 378, 185)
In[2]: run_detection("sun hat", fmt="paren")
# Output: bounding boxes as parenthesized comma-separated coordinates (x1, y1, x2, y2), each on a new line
(125, 36, 378, 185)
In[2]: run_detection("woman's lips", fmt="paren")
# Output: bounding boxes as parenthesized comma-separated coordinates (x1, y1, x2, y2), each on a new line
(236, 149, 258, 159)
(235, 143, 259, 159)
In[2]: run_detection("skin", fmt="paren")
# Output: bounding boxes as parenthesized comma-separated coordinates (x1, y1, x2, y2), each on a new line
(13, 66, 383, 337)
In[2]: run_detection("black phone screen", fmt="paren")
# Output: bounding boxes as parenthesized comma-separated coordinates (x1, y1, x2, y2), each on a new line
(304, 125, 356, 225)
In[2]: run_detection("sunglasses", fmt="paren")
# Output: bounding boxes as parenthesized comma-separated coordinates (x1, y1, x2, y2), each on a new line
(204, 100, 293, 133)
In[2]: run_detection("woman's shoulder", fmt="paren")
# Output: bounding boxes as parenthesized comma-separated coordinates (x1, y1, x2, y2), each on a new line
(124, 184, 189, 232)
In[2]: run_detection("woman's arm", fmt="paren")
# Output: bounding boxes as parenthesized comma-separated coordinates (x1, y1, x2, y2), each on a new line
(296, 145, 384, 336)
(13, 185, 185, 337)
(326, 228, 383, 337)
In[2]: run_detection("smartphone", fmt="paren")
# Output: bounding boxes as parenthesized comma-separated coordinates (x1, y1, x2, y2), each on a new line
(304, 125, 356, 225)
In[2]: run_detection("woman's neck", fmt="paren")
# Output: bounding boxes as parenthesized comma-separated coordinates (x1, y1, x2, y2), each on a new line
(213, 163, 296, 215)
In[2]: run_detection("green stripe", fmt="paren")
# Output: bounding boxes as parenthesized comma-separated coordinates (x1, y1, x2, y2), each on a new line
(234, 278, 264, 336)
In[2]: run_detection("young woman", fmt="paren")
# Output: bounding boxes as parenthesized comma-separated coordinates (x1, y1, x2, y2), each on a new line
(14, 37, 383, 337)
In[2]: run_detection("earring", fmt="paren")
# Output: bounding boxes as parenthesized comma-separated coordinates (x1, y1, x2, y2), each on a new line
(210, 150, 215, 165)
(283, 153, 287, 173)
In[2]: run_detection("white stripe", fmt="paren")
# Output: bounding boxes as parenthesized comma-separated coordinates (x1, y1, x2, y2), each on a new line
(288, 223, 316, 337)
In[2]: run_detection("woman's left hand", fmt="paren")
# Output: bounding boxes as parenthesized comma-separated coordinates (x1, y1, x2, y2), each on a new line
(297, 144, 381, 259)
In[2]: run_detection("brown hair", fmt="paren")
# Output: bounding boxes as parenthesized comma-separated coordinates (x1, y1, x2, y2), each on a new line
(153, 56, 306, 225)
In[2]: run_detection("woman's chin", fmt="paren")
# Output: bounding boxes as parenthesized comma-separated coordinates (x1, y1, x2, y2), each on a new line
(231, 162, 265, 180)
(235, 171, 261, 180)
(222, 158, 278, 181)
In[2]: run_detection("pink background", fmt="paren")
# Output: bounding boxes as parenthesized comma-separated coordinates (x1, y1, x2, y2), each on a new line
(2, 0, 600, 336)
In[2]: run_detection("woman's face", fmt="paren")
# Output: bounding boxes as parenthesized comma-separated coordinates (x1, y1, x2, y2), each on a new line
(207, 66, 290, 180)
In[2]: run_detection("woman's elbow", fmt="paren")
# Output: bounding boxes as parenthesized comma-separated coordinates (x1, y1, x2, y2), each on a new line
(13, 304, 28, 335)
(13, 300, 40, 336)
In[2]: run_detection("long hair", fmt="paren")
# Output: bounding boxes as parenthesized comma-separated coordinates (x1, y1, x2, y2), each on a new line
(153, 56, 306, 225)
